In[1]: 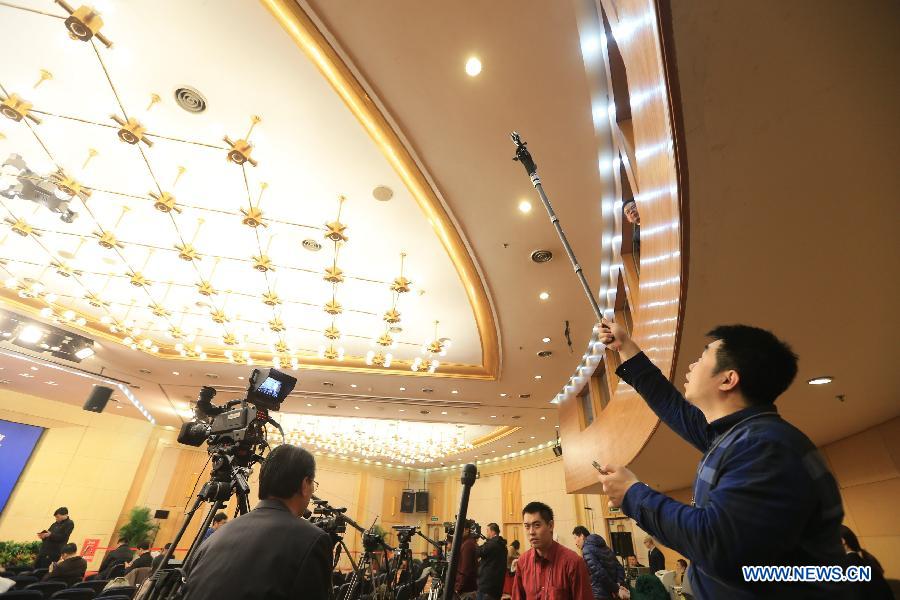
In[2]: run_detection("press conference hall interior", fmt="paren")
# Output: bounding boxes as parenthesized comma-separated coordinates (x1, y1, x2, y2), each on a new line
(0, 1, 897, 599)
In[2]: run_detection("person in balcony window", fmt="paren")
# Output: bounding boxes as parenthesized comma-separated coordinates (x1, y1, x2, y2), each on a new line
(623, 200, 641, 226)
(597, 321, 852, 599)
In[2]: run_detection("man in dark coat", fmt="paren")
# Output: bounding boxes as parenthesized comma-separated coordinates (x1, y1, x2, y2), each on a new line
(35, 507, 74, 568)
(125, 541, 153, 574)
(94, 539, 134, 580)
(43, 543, 87, 586)
(455, 521, 479, 597)
(182, 445, 332, 600)
(573, 526, 624, 600)
(643, 536, 665, 573)
(476, 523, 507, 600)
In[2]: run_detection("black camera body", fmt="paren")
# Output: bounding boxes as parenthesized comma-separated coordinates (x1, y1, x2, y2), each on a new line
(444, 518, 480, 538)
(392, 525, 418, 546)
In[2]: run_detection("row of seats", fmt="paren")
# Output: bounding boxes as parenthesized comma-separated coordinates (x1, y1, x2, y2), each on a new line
(2, 578, 137, 599)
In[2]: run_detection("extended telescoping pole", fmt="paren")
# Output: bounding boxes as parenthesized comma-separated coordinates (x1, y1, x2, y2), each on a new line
(510, 132, 604, 322)
(442, 463, 478, 600)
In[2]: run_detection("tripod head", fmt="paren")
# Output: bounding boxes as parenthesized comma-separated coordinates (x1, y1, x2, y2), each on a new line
(510, 131, 538, 176)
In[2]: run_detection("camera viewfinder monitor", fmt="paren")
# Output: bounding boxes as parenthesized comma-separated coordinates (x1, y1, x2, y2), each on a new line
(247, 368, 296, 410)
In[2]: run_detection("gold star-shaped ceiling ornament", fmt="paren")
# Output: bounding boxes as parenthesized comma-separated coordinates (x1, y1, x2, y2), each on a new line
(0, 92, 41, 125)
(197, 280, 218, 297)
(268, 317, 285, 333)
(110, 115, 152, 147)
(149, 302, 170, 318)
(365, 350, 392, 368)
(151, 191, 181, 214)
(320, 345, 344, 361)
(5, 217, 38, 238)
(274, 340, 289, 354)
(210, 309, 229, 324)
(55, 0, 113, 47)
(224, 115, 261, 167)
(222, 333, 239, 346)
(390, 252, 412, 294)
(252, 254, 274, 272)
(383, 308, 401, 324)
(50, 169, 91, 202)
(93, 206, 129, 250)
(240, 182, 267, 228)
(324, 195, 348, 243)
(324, 298, 342, 315)
(176, 218, 205, 262)
(324, 324, 341, 340)
(167, 325, 186, 340)
(51, 259, 81, 278)
(262, 290, 281, 307)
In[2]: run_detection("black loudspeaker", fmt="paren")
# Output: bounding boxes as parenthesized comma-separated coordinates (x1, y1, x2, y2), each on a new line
(400, 490, 415, 514)
(552, 444, 563, 457)
(610, 531, 635, 558)
(415, 490, 429, 513)
(83, 385, 114, 413)
(154, 510, 170, 520)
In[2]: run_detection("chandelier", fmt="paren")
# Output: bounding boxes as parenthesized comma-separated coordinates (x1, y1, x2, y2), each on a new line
(275, 414, 473, 465)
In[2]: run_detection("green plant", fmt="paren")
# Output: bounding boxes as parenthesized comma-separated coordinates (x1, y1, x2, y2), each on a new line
(0, 540, 41, 568)
(118, 506, 159, 546)
(371, 524, 387, 540)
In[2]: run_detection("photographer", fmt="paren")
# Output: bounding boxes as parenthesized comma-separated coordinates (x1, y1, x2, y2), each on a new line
(455, 520, 479, 598)
(182, 444, 331, 600)
(476, 523, 507, 600)
(597, 320, 851, 599)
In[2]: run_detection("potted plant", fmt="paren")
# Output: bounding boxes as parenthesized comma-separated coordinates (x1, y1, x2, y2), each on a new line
(118, 506, 159, 546)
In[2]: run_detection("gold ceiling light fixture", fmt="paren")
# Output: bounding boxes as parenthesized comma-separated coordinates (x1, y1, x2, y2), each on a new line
(262, 289, 281, 307)
(175, 218, 204, 262)
(51, 259, 81, 278)
(50, 169, 91, 202)
(150, 191, 181, 214)
(274, 339, 289, 354)
(319, 344, 345, 361)
(127, 248, 155, 288)
(83, 273, 112, 308)
(240, 182, 267, 228)
(93, 206, 129, 250)
(323, 242, 344, 284)
(0, 93, 41, 125)
(324, 195, 348, 243)
(390, 252, 412, 294)
(5, 217, 38, 238)
(222, 333, 239, 346)
(365, 349, 392, 368)
(196, 258, 220, 297)
(268, 317, 285, 333)
(54, 0, 113, 48)
(210, 308, 229, 324)
(324, 297, 342, 316)
(224, 115, 261, 167)
(412, 321, 450, 374)
(110, 115, 152, 147)
(252, 232, 276, 272)
(149, 302, 170, 318)
(383, 308, 401, 324)
(324, 322, 341, 340)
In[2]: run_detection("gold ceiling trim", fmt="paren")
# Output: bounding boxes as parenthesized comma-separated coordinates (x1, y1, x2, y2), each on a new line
(471, 425, 521, 449)
(260, 0, 500, 380)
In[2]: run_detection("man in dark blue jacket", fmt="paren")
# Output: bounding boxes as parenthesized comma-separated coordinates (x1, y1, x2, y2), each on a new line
(573, 526, 623, 600)
(597, 321, 853, 599)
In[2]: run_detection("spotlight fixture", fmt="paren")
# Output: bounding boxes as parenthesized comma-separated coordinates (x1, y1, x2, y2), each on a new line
(465, 56, 482, 77)
(518, 200, 532, 213)
(807, 376, 833, 385)
(539, 291, 550, 300)
(541, 337, 551, 343)
(54, 0, 113, 48)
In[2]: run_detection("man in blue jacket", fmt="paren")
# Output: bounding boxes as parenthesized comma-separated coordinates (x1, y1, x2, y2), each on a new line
(597, 321, 853, 599)
(573, 526, 623, 600)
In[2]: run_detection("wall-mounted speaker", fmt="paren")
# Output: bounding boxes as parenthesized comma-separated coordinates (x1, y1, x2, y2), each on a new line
(552, 444, 563, 457)
(153, 509, 170, 520)
(83, 385, 114, 413)
(415, 490, 429, 513)
(400, 490, 415, 513)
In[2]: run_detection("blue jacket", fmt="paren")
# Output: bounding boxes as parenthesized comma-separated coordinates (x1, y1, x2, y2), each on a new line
(581, 534, 624, 600)
(617, 353, 852, 599)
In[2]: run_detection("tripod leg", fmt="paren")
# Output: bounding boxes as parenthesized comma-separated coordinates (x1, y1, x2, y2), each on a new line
(181, 499, 222, 568)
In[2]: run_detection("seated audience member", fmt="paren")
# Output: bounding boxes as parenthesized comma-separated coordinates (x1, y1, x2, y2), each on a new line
(626, 555, 645, 568)
(151, 542, 172, 572)
(618, 574, 669, 600)
(202, 512, 228, 541)
(182, 444, 331, 600)
(673, 559, 688, 586)
(43, 543, 87, 586)
(841, 525, 894, 600)
(93, 538, 133, 579)
(125, 540, 152, 573)
(572, 526, 623, 600)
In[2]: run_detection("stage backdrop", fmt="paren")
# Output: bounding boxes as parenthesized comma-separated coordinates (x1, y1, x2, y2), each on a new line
(0, 419, 44, 514)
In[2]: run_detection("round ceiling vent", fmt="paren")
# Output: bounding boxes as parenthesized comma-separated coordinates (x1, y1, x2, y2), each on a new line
(373, 185, 394, 201)
(302, 239, 322, 252)
(174, 87, 207, 113)
(205, 373, 219, 379)
(322, 381, 334, 387)
(420, 409, 430, 415)
(537, 350, 553, 358)
(139, 368, 151, 374)
(519, 394, 531, 399)
(327, 404, 337, 409)
(422, 388, 434, 393)
(389, 326, 403, 334)
(531, 249, 553, 263)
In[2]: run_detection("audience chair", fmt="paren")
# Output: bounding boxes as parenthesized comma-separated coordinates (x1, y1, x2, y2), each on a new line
(31, 568, 50, 579)
(98, 586, 137, 599)
(1, 591, 45, 599)
(124, 567, 150, 587)
(105, 564, 126, 579)
(11, 575, 39, 588)
(23, 581, 67, 598)
(73, 580, 108, 594)
(49, 590, 96, 600)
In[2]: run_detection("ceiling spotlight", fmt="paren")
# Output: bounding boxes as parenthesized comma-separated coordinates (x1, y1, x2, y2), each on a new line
(306, 403, 312, 407)
(16, 325, 43, 344)
(451, 390, 459, 394)
(500, 393, 508, 397)
(399, 387, 406, 391)
(539, 291, 550, 301)
(807, 376, 833, 385)
(350, 384, 357, 388)
(465, 56, 482, 77)
(534, 375, 542, 380)
(172, 371, 180, 376)
(441, 411, 448, 415)
(542, 337, 551, 343)
(518, 200, 532, 213)
(74, 347, 95, 360)
(540, 416, 546, 420)
(354, 406, 360, 410)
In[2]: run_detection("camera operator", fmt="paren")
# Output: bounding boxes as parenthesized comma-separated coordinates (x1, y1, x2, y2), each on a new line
(455, 520, 479, 598)
(181, 444, 331, 600)
(476, 523, 507, 600)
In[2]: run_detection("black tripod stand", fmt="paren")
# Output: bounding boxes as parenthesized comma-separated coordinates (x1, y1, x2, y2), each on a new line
(342, 531, 396, 600)
(136, 447, 260, 600)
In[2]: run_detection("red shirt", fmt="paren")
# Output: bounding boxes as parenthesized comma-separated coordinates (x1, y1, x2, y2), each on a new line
(512, 541, 593, 600)
(455, 535, 478, 593)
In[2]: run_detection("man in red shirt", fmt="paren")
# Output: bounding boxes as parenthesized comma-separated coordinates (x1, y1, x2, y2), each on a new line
(455, 520, 479, 597)
(512, 502, 593, 600)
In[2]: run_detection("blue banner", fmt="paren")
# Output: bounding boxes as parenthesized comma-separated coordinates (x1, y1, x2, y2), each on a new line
(0, 419, 44, 515)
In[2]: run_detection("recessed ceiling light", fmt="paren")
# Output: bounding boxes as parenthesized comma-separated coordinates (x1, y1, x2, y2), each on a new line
(237, 376, 244, 380)
(490, 415, 496, 418)
(116, 404, 122, 409)
(172, 371, 179, 376)
(441, 411, 448, 415)
(451, 390, 458, 394)
(539, 291, 550, 300)
(530, 436, 535, 439)
(354, 406, 360, 410)
(500, 393, 508, 397)
(465, 56, 482, 76)
(75, 347, 95, 359)
(518, 200, 532, 213)
(541, 337, 551, 343)
(399, 387, 406, 391)
(373, 185, 393, 201)
(399, 409, 405, 412)
(327, 404, 337, 409)
(534, 375, 542, 380)
(807, 376, 833, 385)
(350, 384, 357, 388)
(540, 416, 546, 420)
(306, 403, 312, 407)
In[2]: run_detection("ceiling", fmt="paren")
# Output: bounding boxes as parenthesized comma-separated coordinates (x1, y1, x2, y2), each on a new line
(0, 0, 607, 467)
(630, 0, 900, 491)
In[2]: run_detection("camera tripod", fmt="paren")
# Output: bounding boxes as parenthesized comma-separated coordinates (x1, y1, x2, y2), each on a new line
(135, 446, 258, 600)
(342, 531, 396, 600)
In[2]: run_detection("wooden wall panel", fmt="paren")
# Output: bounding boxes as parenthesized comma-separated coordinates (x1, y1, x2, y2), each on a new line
(824, 428, 898, 488)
